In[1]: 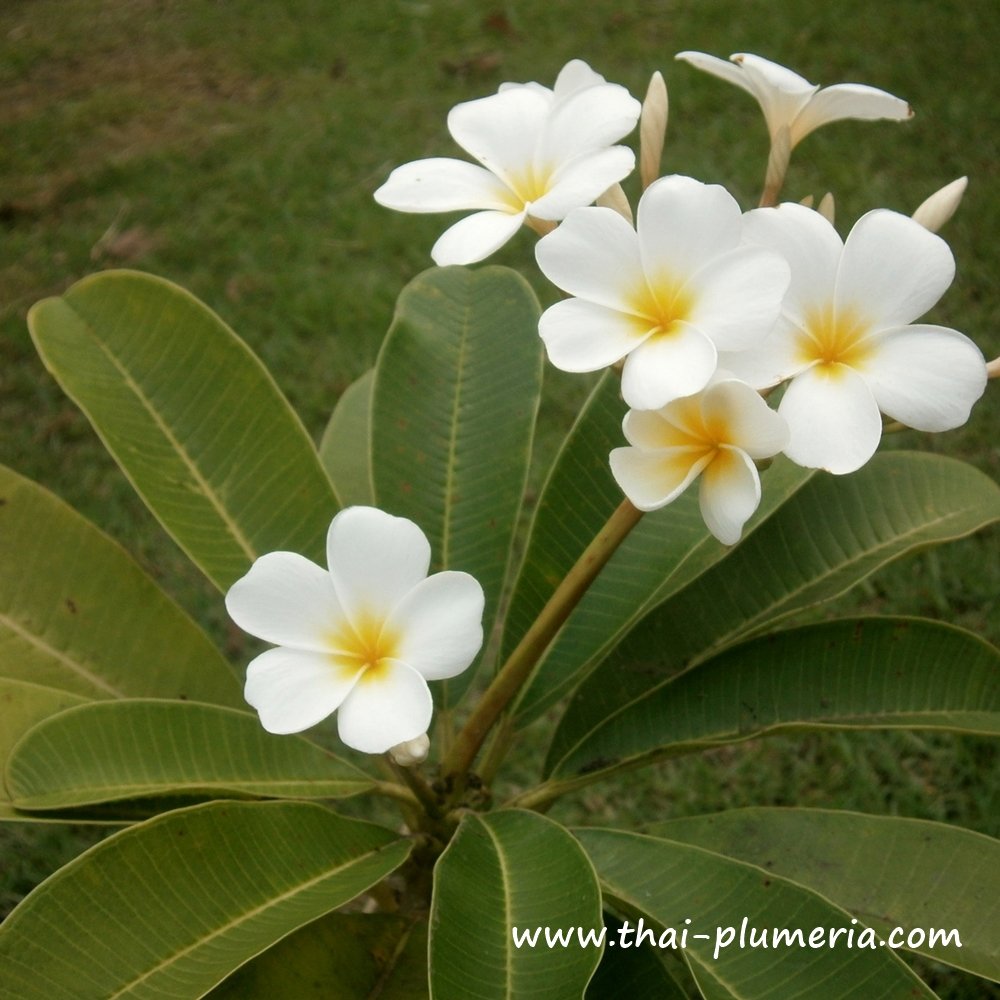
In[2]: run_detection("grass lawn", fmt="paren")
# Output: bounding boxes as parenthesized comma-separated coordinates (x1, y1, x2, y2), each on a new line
(1, 2, 998, 996)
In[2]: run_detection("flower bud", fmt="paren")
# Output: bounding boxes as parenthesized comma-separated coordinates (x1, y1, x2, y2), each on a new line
(640, 70, 669, 190)
(389, 733, 430, 766)
(912, 176, 968, 232)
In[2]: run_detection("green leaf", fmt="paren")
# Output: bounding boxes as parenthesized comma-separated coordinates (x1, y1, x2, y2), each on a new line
(648, 808, 1000, 982)
(6, 699, 373, 810)
(0, 463, 241, 705)
(549, 452, 1000, 771)
(586, 914, 691, 999)
(0, 678, 86, 819)
(430, 809, 602, 1000)
(371, 266, 543, 706)
(209, 912, 428, 999)
(28, 270, 338, 592)
(0, 800, 411, 999)
(549, 618, 1000, 779)
(577, 828, 937, 1000)
(503, 367, 810, 722)
(319, 369, 375, 507)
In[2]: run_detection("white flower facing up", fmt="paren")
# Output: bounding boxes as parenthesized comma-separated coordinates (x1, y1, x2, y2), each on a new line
(724, 203, 988, 474)
(675, 51, 912, 148)
(535, 174, 791, 411)
(225, 507, 485, 754)
(610, 377, 789, 545)
(373, 59, 641, 266)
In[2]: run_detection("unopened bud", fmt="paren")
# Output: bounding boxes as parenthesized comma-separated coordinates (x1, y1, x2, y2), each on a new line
(912, 176, 968, 232)
(389, 733, 430, 766)
(817, 192, 835, 225)
(597, 183, 633, 224)
(640, 70, 669, 190)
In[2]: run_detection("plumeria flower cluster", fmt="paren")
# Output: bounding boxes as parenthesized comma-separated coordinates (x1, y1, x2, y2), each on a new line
(373, 54, 988, 550)
(226, 506, 484, 755)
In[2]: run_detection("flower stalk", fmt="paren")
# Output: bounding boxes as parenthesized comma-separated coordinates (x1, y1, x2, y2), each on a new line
(442, 498, 644, 781)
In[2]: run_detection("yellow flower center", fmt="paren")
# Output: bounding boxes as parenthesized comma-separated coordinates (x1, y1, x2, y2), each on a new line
(629, 275, 695, 340)
(328, 613, 400, 685)
(798, 303, 872, 371)
(503, 164, 555, 210)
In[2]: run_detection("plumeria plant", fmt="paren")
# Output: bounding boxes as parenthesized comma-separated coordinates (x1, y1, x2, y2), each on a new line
(0, 51, 998, 1000)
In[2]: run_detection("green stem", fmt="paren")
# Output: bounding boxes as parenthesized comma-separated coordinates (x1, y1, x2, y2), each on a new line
(386, 760, 443, 820)
(442, 498, 644, 780)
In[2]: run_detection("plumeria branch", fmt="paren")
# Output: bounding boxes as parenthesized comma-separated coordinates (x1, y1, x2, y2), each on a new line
(441, 499, 644, 782)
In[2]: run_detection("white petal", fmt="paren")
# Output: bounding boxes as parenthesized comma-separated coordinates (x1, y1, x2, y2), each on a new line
(336, 660, 433, 754)
(699, 447, 762, 545)
(835, 210, 955, 329)
(685, 245, 790, 351)
(553, 59, 607, 97)
(244, 647, 359, 735)
(385, 571, 485, 680)
(534, 206, 642, 309)
(530, 146, 636, 220)
(791, 83, 911, 146)
(431, 209, 525, 265)
(731, 53, 816, 139)
(864, 325, 987, 431)
(742, 203, 843, 325)
(536, 83, 640, 168)
(539, 298, 647, 373)
(622, 407, 676, 449)
(717, 314, 811, 388)
(779, 364, 883, 474)
(447, 88, 550, 192)
(638, 175, 742, 280)
(327, 507, 430, 625)
(702, 379, 790, 457)
(675, 51, 756, 96)
(225, 552, 342, 653)
(610, 445, 709, 511)
(373, 158, 514, 213)
(620, 323, 718, 410)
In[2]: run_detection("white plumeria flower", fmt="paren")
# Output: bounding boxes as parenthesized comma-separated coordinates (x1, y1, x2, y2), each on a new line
(723, 203, 987, 474)
(373, 59, 641, 265)
(610, 377, 789, 545)
(675, 51, 912, 148)
(535, 174, 791, 411)
(225, 506, 485, 754)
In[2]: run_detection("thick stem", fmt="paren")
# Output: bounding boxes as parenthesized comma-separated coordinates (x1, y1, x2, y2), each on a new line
(758, 125, 791, 208)
(442, 499, 644, 780)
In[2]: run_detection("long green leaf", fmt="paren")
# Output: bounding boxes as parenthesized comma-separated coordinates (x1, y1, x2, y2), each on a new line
(549, 618, 1000, 779)
(0, 678, 86, 820)
(648, 808, 1000, 981)
(371, 266, 543, 706)
(577, 828, 937, 1000)
(28, 270, 338, 592)
(0, 800, 410, 999)
(6, 699, 373, 810)
(208, 912, 428, 999)
(430, 809, 602, 1000)
(319, 369, 375, 507)
(0, 464, 241, 704)
(549, 452, 1000, 771)
(586, 914, 692, 999)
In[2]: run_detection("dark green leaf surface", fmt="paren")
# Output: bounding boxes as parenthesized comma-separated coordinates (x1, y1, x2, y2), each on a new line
(371, 266, 543, 706)
(549, 453, 1000, 771)
(550, 618, 1000, 779)
(319, 369, 375, 507)
(7, 699, 373, 810)
(648, 808, 1000, 981)
(577, 828, 937, 1000)
(0, 801, 410, 999)
(28, 270, 338, 592)
(0, 464, 240, 704)
(430, 809, 602, 999)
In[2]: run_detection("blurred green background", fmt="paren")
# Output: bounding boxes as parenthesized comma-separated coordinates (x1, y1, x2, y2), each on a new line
(1, 2, 997, 995)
